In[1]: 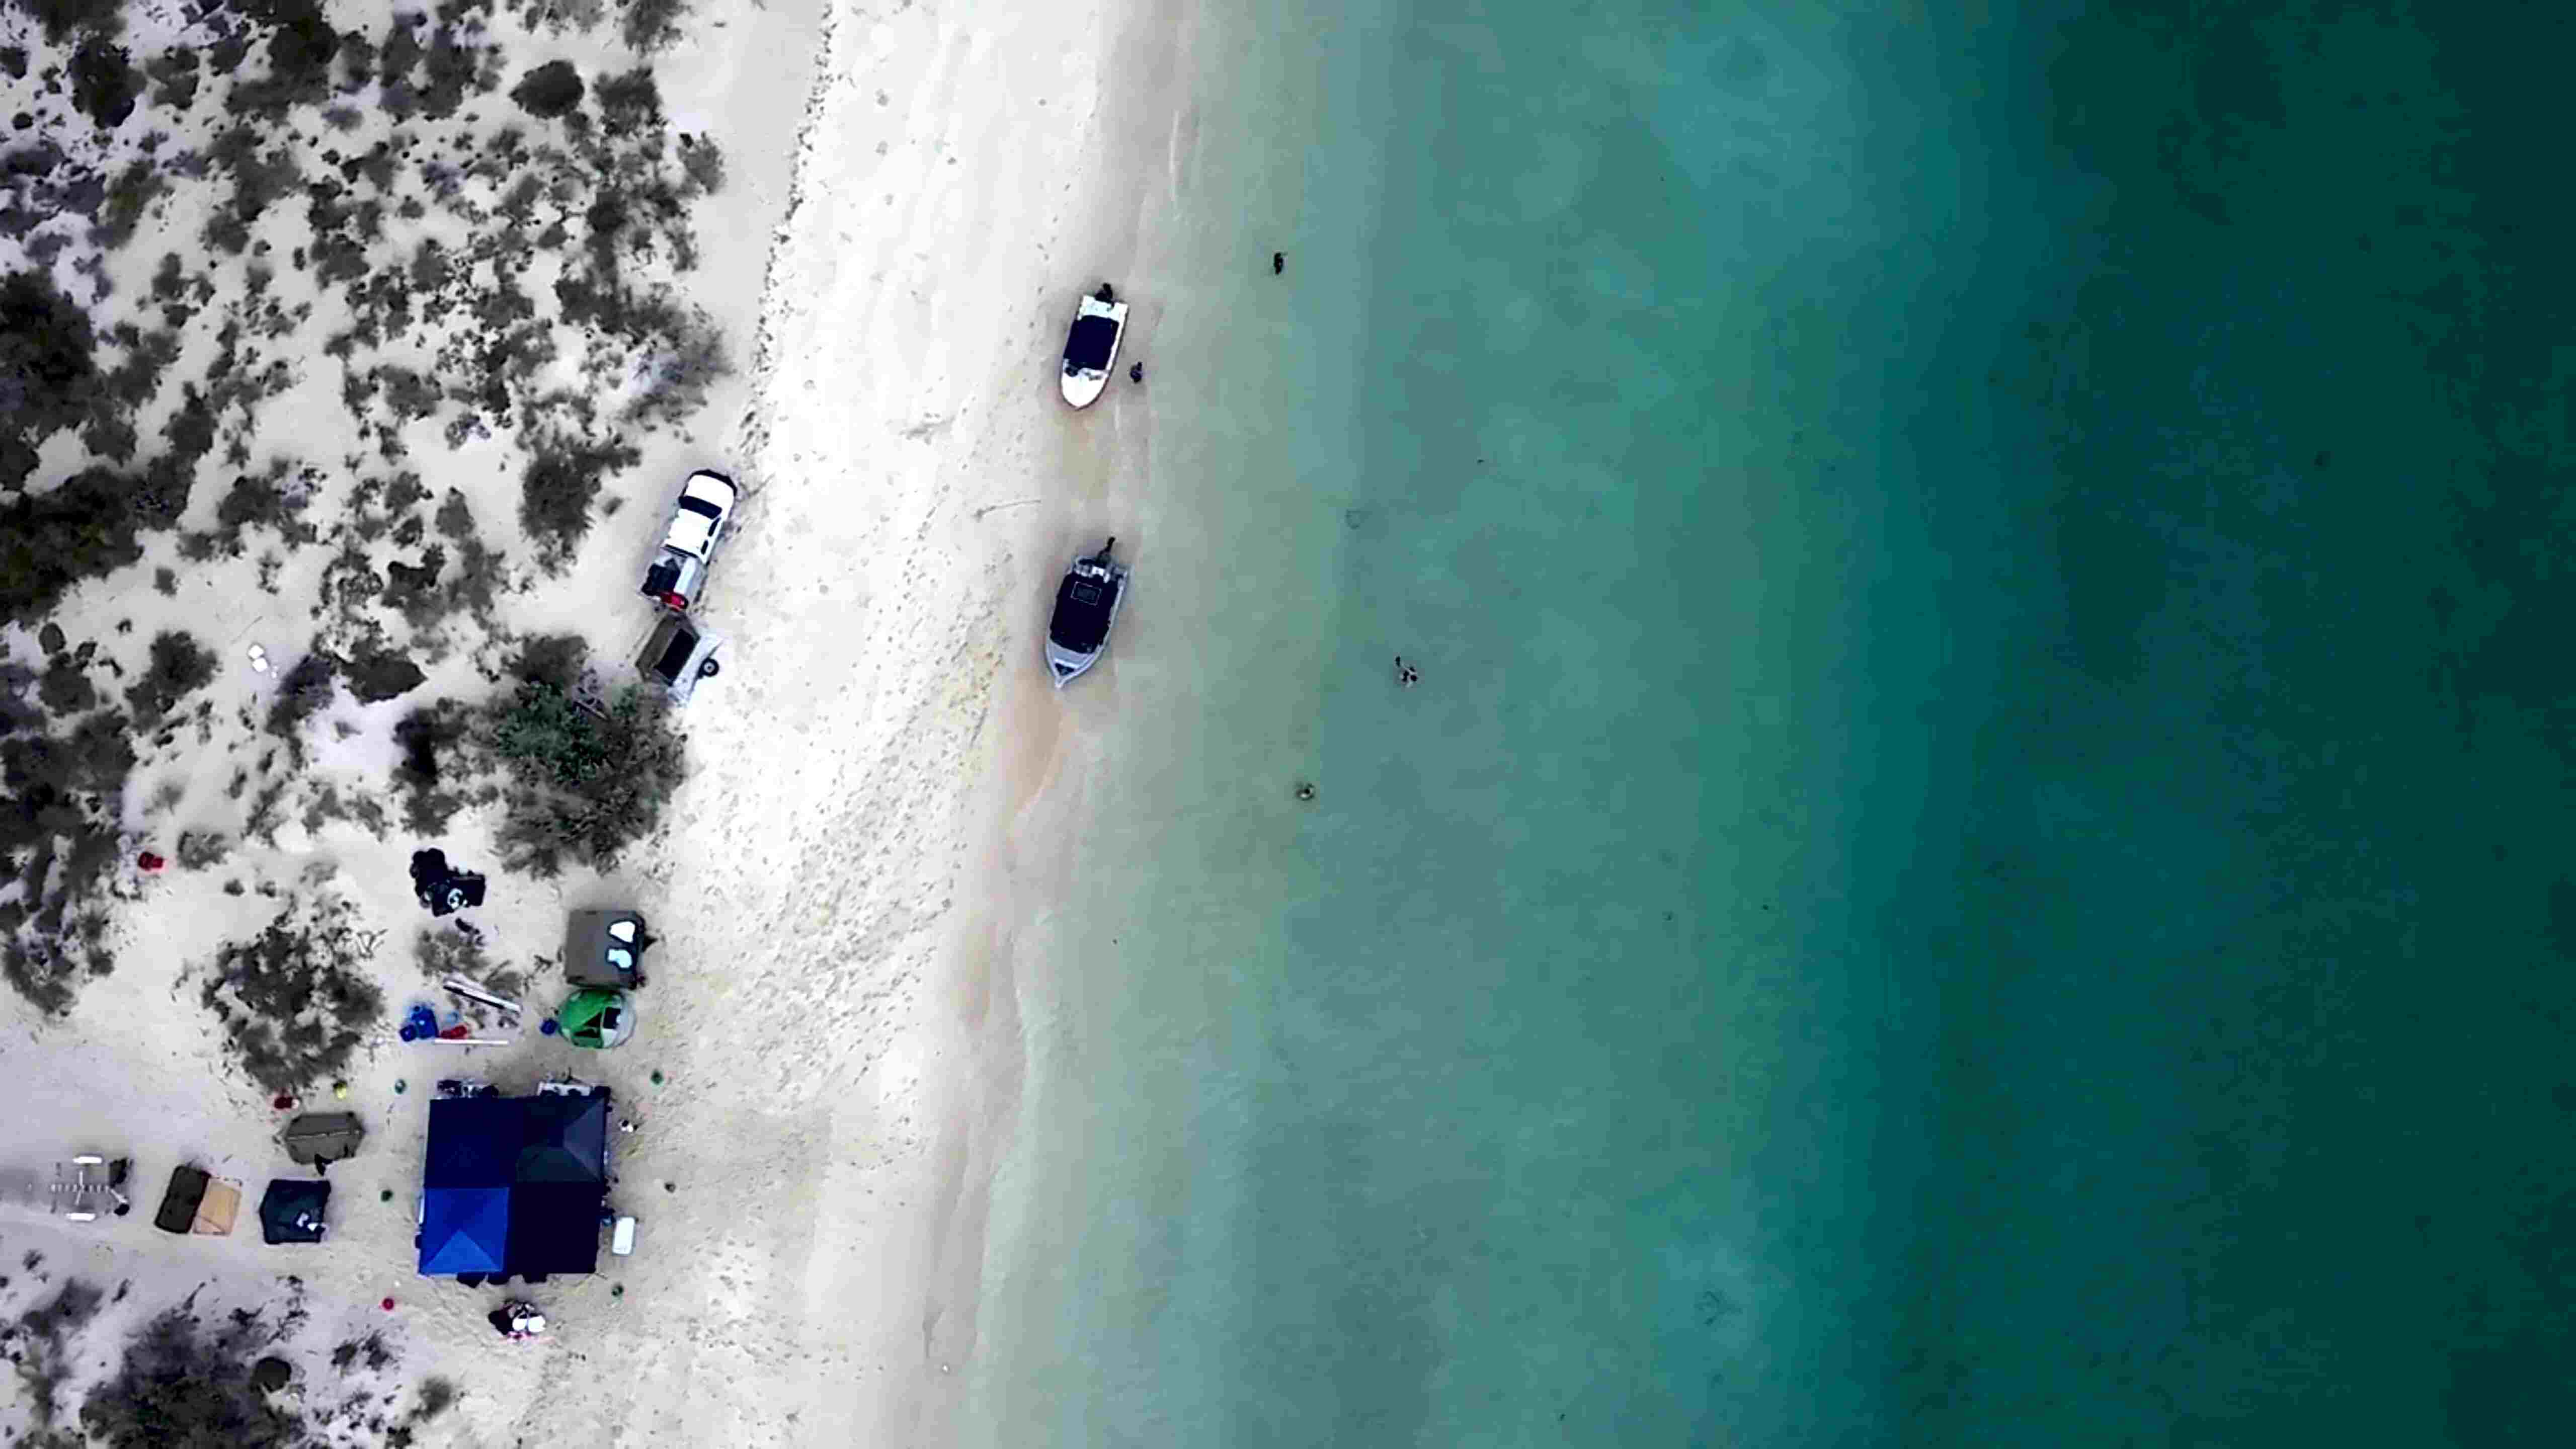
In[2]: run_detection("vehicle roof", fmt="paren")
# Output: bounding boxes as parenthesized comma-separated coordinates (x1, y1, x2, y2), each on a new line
(665, 510, 718, 559)
(681, 470, 738, 509)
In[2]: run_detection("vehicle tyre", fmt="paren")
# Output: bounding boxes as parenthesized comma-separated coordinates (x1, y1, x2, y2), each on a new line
(698, 658, 721, 679)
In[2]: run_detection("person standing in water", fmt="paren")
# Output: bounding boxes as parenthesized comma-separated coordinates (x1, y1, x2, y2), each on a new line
(1394, 655, 1420, 687)
(1272, 251, 1285, 275)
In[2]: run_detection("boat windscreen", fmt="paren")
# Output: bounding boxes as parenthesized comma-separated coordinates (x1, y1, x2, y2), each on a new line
(1064, 314, 1119, 371)
(1048, 573, 1118, 652)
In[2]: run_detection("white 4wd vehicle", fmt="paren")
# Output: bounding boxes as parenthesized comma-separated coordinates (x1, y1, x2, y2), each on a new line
(639, 469, 738, 611)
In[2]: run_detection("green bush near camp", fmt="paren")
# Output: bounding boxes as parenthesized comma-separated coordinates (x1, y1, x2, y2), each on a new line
(487, 681, 684, 875)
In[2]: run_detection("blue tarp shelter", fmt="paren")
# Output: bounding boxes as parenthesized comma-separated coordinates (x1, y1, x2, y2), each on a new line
(417, 1092, 611, 1277)
(418, 1186, 510, 1272)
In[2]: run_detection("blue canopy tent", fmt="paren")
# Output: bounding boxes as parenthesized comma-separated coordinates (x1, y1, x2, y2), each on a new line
(417, 1092, 611, 1277)
(418, 1186, 510, 1273)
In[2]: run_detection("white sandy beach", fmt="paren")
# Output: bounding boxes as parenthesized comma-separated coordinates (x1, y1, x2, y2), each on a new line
(0, 0, 1203, 1441)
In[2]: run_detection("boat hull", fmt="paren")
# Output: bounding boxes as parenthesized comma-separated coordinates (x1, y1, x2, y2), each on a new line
(1044, 549, 1130, 688)
(1045, 641, 1101, 686)
(1060, 295, 1128, 409)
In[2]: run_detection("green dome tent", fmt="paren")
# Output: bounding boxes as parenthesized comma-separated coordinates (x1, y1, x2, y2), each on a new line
(557, 989, 635, 1050)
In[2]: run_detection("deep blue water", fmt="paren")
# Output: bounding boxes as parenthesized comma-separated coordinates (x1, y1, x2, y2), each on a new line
(972, 4, 2576, 1444)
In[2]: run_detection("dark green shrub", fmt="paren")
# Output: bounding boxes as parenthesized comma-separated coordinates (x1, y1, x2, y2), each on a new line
(145, 45, 200, 110)
(418, 23, 484, 120)
(0, 707, 132, 1012)
(620, 0, 688, 54)
(679, 133, 724, 196)
(79, 1308, 308, 1446)
(68, 34, 141, 128)
(518, 439, 637, 562)
(487, 681, 684, 874)
(382, 543, 446, 624)
(264, 651, 336, 746)
(510, 59, 583, 119)
(392, 699, 470, 835)
(6, 1278, 103, 1428)
(197, 898, 384, 1096)
(0, 269, 100, 481)
(594, 64, 660, 137)
(214, 466, 317, 547)
(434, 487, 475, 539)
(340, 643, 424, 702)
(510, 631, 586, 690)
(37, 653, 95, 714)
(12, 0, 123, 46)
(0, 468, 156, 623)
(123, 630, 215, 724)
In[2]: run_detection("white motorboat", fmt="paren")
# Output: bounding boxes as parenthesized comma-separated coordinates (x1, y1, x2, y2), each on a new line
(1060, 285, 1129, 408)
(1045, 537, 1130, 686)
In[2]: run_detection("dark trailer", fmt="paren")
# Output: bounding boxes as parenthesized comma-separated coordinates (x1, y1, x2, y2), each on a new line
(634, 614, 723, 707)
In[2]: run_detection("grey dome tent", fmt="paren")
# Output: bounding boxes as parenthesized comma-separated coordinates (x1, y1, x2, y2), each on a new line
(280, 1112, 365, 1170)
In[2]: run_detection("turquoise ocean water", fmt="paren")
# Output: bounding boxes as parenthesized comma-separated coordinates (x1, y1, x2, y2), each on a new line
(970, 3, 2574, 1444)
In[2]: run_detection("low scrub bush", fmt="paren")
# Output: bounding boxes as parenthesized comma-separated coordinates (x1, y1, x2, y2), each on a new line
(518, 440, 638, 564)
(78, 1304, 310, 1448)
(8, 1277, 105, 1428)
(0, 269, 100, 485)
(68, 33, 141, 128)
(264, 651, 337, 746)
(0, 467, 184, 622)
(487, 679, 684, 874)
(122, 630, 215, 725)
(619, 0, 690, 55)
(510, 59, 583, 119)
(392, 699, 471, 835)
(0, 707, 134, 1011)
(198, 896, 385, 1096)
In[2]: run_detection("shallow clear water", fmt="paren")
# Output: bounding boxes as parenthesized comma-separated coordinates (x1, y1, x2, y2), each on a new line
(971, 3, 2576, 1444)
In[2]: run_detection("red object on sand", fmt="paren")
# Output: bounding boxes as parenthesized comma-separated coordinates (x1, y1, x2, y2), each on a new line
(439, 1024, 470, 1039)
(381, 1297, 396, 1312)
(137, 852, 166, 871)
(272, 1093, 296, 1110)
